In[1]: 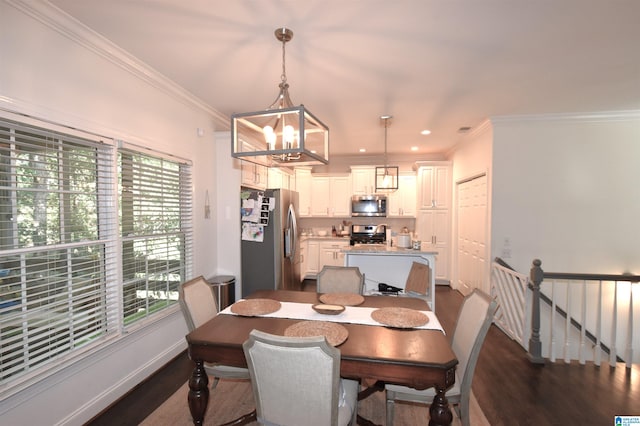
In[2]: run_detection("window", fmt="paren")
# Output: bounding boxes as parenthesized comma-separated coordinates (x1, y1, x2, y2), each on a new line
(119, 148, 193, 326)
(0, 116, 192, 388)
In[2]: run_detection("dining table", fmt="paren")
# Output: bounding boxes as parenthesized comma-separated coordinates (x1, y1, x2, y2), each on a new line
(185, 289, 458, 426)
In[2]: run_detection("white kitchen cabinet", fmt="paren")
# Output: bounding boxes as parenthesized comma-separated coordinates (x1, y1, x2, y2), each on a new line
(239, 140, 268, 189)
(310, 175, 330, 216)
(416, 209, 450, 283)
(319, 240, 349, 268)
(310, 174, 350, 217)
(294, 168, 312, 217)
(241, 160, 267, 189)
(268, 167, 292, 190)
(330, 175, 351, 216)
(351, 166, 376, 195)
(387, 173, 416, 217)
(305, 240, 320, 275)
(416, 162, 451, 209)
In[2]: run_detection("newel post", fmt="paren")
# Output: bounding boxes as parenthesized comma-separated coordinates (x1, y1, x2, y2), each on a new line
(528, 259, 545, 364)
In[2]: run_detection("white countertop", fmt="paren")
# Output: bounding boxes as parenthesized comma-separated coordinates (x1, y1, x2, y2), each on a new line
(343, 245, 438, 255)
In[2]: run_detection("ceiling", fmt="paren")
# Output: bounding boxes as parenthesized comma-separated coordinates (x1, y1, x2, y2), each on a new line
(49, 0, 640, 161)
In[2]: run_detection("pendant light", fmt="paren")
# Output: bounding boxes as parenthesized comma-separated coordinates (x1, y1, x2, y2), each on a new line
(231, 28, 329, 167)
(375, 115, 399, 191)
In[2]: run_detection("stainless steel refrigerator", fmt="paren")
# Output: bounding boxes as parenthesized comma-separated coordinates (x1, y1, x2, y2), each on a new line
(240, 188, 300, 297)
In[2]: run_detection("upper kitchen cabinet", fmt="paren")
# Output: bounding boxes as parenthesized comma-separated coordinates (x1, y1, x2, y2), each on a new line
(268, 167, 292, 190)
(294, 167, 312, 217)
(351, 166, 376, 195)
(416, 162, 451, 209)
(387, 172, 417, 217)
(239, 140, 268, 189)
(241, 160, 267, 190)
(310, 174, 351, 217)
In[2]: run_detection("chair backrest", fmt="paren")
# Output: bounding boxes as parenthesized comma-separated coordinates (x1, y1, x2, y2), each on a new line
(243, 329, 341, 426)
(451, 289, 498, 396)
(404, 262, 430, 294)
(316, 266, 364, 294)
(178, 276, 218, 331)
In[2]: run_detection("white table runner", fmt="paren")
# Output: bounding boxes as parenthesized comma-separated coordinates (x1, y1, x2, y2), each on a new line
(220, 301, 445, 333)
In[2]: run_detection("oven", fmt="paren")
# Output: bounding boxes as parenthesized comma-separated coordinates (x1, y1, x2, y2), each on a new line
(350, 224, 387, 245)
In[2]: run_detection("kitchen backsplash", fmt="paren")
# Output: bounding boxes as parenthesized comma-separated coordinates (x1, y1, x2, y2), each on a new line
(298, 217, 416, 237)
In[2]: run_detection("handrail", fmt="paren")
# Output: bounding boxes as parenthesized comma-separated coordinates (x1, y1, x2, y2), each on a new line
(541, 272, 640, 282)
(529, 259, 638, 369)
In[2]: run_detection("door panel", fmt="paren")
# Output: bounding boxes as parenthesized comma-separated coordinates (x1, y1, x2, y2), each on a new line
(456, 175, 487, 295)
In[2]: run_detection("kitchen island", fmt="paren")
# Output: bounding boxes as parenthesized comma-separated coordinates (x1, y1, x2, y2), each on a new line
(342, 245, 438, 309)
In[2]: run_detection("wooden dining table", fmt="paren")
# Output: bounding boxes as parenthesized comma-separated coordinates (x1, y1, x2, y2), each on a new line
(185, 290, 458, 426)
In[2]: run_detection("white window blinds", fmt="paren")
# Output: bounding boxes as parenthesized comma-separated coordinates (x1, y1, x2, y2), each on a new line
(0, 118, 118, 384)
(0, 114, 193, 389)
(118, 147, 193, 326)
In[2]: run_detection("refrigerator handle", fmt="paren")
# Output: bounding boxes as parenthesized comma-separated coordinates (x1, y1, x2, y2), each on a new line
(285, 203, 297, 259)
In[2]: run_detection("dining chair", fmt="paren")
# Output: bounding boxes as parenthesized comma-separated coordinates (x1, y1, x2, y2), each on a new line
(178, 276, 250, 389)
(401, 261, 433, 308)
(242, 329, 359, 426)
(385, 288, 498, 426)
(316, 265, 364, 294)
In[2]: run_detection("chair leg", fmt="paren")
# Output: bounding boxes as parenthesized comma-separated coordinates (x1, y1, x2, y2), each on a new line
(458, 399, 470, 426)
(385, 397, 395, 426)
(211, 376, 220, 389)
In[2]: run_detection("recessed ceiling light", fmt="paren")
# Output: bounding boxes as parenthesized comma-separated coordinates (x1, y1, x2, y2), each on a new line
(458, 126, 472, 133)
(359, 148, 366, 153)
(421, 129, 431, 135)
(411, 146, 419, 151)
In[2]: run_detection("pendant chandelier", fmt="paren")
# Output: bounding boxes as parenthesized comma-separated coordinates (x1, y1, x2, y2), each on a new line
(231, 28, 329, 167)
(375, 115, 399, 191)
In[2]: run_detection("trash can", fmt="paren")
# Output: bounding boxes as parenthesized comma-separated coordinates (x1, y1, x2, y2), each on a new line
(207, 275, 235, 311)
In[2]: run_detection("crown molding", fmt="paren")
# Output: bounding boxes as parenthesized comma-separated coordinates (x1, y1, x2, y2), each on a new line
(490, 110, 640, 125)
(6, 0, 229, 131)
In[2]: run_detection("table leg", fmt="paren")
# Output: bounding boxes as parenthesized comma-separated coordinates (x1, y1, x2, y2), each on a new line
(188, 359, 209, 426)
(428, 388, 453, 426)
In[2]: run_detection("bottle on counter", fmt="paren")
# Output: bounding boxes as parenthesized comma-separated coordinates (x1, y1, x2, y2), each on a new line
(331, 225, 337, 237)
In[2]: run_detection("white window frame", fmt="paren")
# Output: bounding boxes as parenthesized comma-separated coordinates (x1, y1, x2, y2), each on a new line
(0, 112, 193, 395)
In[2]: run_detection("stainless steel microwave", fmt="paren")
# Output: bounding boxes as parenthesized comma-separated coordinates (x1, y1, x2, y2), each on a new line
(351, 195, 387, 217)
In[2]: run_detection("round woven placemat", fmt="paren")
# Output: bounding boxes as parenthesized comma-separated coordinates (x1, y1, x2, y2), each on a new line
(319, 293, 365, 306)
(284, 321, 349, 346)
(371, 307, 429, 328)
(230, 298, 281, 316)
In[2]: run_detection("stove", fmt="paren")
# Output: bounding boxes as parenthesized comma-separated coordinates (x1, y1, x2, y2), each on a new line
(350, 224, 386, 245)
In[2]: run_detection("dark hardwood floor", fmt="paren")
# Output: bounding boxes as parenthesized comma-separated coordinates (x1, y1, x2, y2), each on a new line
(86, 284, 639, 425)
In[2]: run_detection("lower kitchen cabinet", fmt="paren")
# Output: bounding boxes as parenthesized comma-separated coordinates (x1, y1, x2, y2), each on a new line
(301, 238, 349, 278)
(319, 240, 349, 267)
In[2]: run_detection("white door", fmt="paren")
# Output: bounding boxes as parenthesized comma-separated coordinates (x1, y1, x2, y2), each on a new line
(456, 174, 488, 296)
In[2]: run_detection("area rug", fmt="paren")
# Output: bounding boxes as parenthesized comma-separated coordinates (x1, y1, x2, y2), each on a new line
(141, 377, 490, 426)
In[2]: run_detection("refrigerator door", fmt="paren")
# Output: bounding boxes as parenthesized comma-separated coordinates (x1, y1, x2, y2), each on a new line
(240, 189, 300, 297)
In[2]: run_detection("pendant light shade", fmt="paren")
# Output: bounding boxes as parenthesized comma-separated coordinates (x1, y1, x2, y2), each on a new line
(231, 28, 329, 167)
(375, 115, 399, 192)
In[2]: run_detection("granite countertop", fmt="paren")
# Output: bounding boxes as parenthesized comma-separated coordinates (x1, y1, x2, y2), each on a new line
(342, 245, 438, 255)
(300, 235, 350, 241)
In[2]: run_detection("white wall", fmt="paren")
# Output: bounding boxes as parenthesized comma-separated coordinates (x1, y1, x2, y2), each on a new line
(214, 131, 243, 296)
(450, 121, 494, 291)
(0, 2, 226, 424)
(490, 112, 640, 275)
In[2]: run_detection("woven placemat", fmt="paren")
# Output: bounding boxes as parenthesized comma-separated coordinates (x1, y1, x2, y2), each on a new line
(371, 307, 429, 328)
(319, 293, 365, 306)
(230, 298, 281, 316)
(284, 321, 349, 346)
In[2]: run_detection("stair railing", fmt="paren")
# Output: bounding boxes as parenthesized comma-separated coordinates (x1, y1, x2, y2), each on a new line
(529, 259, 639, 368)
(491, 258, 639, 368)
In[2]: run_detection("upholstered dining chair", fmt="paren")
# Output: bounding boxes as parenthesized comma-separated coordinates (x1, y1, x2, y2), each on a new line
(385, 288, 498, 426)
(316, 266, 364, 294)
(178, 276, 250, 389)
(242, 329, 359, 426)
